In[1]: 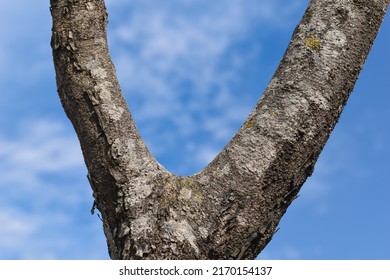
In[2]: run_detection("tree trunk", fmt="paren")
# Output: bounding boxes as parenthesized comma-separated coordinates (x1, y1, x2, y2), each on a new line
(50, 0, 389, 259)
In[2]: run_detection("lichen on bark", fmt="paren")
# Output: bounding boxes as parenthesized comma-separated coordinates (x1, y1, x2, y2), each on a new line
(50, 0, 390, 259)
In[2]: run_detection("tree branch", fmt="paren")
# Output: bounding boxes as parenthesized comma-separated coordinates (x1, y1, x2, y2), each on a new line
(51, 0, 389, 259)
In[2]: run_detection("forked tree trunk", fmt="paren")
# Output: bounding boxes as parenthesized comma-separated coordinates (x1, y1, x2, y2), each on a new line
(50, 0, 389, 259)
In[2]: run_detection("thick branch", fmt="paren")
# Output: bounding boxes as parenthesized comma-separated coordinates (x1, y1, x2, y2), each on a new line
(50, 0, 168, 256)
(51, 0, 389, 259)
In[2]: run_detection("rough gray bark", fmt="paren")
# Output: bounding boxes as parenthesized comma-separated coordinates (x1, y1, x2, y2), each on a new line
(50, 0, 389, 259)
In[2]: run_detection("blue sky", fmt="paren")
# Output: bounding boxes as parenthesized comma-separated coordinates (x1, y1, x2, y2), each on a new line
(0, 0, 389, 259)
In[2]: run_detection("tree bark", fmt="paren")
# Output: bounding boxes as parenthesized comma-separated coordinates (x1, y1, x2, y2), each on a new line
(50, 0, 389, 259)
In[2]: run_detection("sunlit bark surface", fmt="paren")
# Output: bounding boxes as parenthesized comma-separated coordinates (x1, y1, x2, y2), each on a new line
(50, 0, 389, 259)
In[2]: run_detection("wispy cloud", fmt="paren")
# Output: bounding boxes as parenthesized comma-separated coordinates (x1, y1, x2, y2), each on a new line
(0, 120, 84, 188)
(258, 245, 302, 260)
(0, 209, 37, 248)
(0, 203, 107, 259)
(108, 0, 304, 107)
(105, 0, 306, 173)
(0, 119, 107, 259)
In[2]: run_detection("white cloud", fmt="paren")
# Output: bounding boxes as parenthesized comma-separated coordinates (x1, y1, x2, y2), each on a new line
(104, 1, 306, 174)
(0, 203, 107, 259)
(108, 0, 295, 101)
(0, 119, 109, 259)
(0, 0, 310, 258)
(258, 245, 302, 260)
(0, 209, 37, 249)
(0, 120, 84, 188)
(193, 145, 220, 168)
(258, 244, 325, 260)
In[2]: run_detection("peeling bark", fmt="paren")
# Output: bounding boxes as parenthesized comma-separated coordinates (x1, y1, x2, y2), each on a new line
(50, 0, 389, 259)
